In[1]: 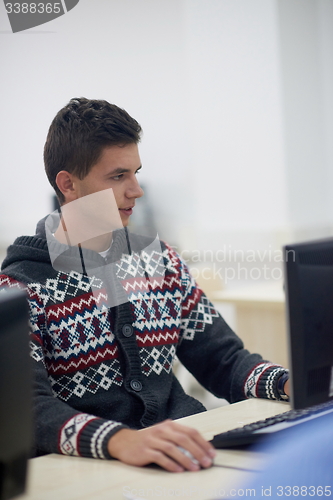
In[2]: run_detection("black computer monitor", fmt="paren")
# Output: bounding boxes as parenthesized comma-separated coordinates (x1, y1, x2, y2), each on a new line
(0, 289, 32, 500)
(284, 237, 333, 410)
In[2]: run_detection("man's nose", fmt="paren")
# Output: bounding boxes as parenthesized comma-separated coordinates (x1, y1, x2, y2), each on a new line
(127, 177, 144, 199)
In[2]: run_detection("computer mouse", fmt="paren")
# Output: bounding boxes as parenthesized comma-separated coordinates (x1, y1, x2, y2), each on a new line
(177, 446, 200, 466)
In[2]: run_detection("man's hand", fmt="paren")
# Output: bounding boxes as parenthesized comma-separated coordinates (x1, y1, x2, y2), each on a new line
(284, 378, 290, 396)
(107, 419, 216, 472)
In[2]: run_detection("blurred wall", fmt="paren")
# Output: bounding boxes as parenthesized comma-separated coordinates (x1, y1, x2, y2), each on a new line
(0, 0, 332, 271)
(278, 0, 333, 240)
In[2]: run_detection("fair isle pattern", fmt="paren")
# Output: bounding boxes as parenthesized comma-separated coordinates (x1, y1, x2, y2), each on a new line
(45, 271, 103, 303)
(115, 247, 174, 281)
(123, 250, 182, 380)
(265, 366, 285, 399)
(29, 340, 45, 364)
(123, 244, 219, 348)
(136, 330, 179, 348)
(90, 421, 121, 459)
(2, 271, 124, 397)
(244, 362, 279, 398)
(167, 247, 220, 343)
(180, 294, 219, 341)
(0, 276, 51, 368)
(0, 275, 24, 290)
(164, 243, 182, 274)
(45, 295, 118, 375)
(139, 345, 176, 376)
(28, 294, 52, 369)
(122, 275, 165, 295)
(49, 361, 123, 402)
(116, 252, 144, 280)
(129, 289, 182, 334)
(27, 282, 52, 306)
(29, 293, 47, 321)
(59, 414, 97, 456)
(141, 248, 167, 277)
(46, 291, 108, 324)
(0, 276, 53, 310)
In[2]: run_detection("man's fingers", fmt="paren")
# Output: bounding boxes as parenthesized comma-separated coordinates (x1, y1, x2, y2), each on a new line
(181, 425, 216, 457)
(169, 433, 214, 469)
(155, 439, 201, 471)
(108, 421, 216, 472)
(151, 443, 195, 472)
(149, 421, 216, 469)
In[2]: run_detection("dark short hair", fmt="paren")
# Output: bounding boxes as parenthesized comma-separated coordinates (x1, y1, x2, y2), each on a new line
(44, 97, 142, 204)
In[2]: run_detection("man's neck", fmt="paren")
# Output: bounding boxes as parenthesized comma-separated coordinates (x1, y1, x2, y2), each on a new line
(54, 224, 113, 253)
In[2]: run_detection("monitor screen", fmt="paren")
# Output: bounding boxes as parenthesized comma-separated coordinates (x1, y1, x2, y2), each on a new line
(284, 237, 333, 410)
(0, 288, 32, 500)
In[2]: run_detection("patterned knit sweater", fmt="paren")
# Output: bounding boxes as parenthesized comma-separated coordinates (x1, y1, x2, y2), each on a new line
(0, 218, 288, 460)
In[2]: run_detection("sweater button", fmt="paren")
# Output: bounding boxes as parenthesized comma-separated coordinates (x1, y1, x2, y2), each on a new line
(122, 324, 133, 337)
(130, 380, 142, 392)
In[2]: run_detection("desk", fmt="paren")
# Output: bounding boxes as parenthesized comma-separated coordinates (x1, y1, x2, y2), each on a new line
(21, 399, 290, 500)
(212, 281, 288, 367)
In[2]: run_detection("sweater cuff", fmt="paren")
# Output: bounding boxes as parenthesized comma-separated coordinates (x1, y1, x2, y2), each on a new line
(244, 363, 289, 401)
(58, 413, 128, 459)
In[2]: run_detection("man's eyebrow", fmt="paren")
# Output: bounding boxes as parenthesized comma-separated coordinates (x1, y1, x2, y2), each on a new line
(107, 165, 142, 176)
(108, 168, 129, 175)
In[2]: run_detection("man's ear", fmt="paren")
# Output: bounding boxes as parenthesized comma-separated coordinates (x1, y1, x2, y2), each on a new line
(56, 171, 77, 203)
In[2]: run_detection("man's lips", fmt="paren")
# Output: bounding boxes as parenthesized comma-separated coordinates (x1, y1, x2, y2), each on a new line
(119, 206, 134, 216)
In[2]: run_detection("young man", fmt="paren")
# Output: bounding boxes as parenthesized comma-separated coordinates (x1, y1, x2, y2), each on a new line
(0, 98, 289, 472)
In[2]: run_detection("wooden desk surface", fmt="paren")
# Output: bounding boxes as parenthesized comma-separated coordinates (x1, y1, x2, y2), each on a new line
(21, 399, 290, 500)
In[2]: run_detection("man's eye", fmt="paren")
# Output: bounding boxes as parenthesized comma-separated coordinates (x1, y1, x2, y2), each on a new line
(112, 174, 123, 180)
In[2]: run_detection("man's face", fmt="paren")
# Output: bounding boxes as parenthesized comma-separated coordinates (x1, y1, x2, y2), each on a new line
(69, 143, 144, 227)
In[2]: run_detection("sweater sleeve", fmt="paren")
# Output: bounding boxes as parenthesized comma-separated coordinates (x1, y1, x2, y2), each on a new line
(168, 248, 288, 403)
(31, 340, 126, 459)
(0, 276, 127, 459)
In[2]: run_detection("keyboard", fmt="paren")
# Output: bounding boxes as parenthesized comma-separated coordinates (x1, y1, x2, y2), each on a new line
(210, 399, 333, 448)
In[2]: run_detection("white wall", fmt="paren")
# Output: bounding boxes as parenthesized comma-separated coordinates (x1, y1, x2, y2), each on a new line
(180, 0, 288, 254)
(0, 0, 189, 244)
(277, 0, 333, 240)
(0, 0, 332, 272)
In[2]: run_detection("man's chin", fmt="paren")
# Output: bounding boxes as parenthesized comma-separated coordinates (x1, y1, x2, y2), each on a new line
(120, 217, 129, 228)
